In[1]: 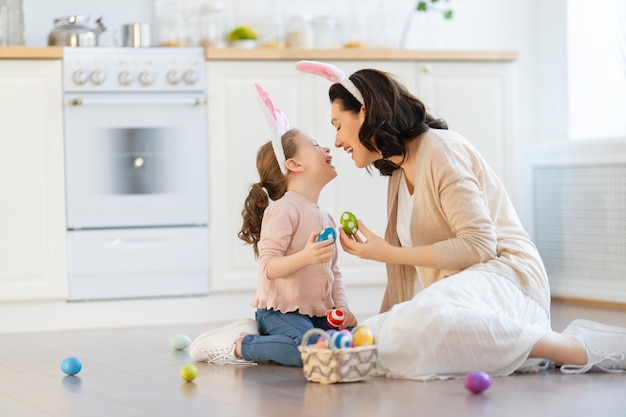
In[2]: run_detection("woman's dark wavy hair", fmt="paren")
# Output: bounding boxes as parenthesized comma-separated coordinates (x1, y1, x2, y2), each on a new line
(329, 69, 447, 176)
(238, 129, 299, 257)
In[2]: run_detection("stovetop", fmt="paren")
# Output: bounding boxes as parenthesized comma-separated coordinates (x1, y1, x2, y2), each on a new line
(62, 47, 206, 93)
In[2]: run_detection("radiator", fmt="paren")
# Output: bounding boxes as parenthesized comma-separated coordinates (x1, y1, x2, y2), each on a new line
(519, 141, 626, 304)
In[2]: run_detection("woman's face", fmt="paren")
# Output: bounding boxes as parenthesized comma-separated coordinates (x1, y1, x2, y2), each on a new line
(331, 100, 380, 168)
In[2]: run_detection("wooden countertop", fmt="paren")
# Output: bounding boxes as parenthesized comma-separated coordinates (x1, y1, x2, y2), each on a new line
(0, 47, 64, 59)
(0, 46, 517, 62)
(205, 47, 518, 61)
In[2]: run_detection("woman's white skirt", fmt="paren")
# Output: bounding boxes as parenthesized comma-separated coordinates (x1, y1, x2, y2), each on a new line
(361, 270, 551, 381)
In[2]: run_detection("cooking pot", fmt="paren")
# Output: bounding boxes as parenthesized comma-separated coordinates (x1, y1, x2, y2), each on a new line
(113, 23, 152, 47)
(48, 15, 106, 47)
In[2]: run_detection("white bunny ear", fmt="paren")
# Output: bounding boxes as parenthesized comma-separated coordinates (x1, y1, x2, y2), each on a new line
(253, 83, 288, 175)
(295, 60, 364, 105)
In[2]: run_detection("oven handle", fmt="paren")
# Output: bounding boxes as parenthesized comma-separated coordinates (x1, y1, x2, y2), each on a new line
(67, 97, 207, 106)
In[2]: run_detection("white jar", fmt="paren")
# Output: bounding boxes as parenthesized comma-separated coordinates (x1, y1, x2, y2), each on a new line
(158, 11, 188, 47)
(285, 15, 313, 49)
(342, 13, 367, 48)
(257, 0, 284, 48)
(311, 15, 340, 49)
(198, 2, 225, 48)
(0, 0, 7, 46)
(0, 0, 23, 46)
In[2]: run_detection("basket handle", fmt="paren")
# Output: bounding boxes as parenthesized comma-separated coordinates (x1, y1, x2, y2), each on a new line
(302, 327, 373, 350)
(300, 328, 334, 349)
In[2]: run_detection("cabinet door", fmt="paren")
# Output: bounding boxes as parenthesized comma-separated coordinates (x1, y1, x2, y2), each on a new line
(416, 61, 517, 195)
(0, 60, 67, 301)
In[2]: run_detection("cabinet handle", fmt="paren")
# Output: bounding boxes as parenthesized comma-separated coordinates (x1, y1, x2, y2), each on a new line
(65, 97, 205, 106)
(421, 64, 432, 73)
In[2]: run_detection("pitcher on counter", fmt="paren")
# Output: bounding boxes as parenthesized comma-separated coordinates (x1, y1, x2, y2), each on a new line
(295, 60, 626, 380)
(188, 83, 357, 366)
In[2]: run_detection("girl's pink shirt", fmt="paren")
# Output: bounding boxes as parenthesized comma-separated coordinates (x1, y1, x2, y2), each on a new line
(251, 191, 349, 317)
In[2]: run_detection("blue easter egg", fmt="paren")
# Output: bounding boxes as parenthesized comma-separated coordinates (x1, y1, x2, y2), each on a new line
(169, 334, 192, 350)
(61, 357, 82, 376)
(332, 332, 352, 349)
(317, 227, 337, 243)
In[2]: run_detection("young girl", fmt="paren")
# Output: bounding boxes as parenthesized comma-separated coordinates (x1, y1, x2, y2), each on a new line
(189, 85, 357, 366)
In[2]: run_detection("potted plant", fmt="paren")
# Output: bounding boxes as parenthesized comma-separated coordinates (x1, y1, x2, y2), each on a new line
(399, 0, 455, 49)
(416, 0, 454, 19)
(228, 25, 258, 49)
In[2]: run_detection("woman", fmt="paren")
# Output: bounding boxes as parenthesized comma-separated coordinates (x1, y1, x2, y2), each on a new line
(296, 60, 626, 380)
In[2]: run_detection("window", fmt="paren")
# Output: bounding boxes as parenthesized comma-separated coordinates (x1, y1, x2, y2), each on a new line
(567, 0, 626, 140)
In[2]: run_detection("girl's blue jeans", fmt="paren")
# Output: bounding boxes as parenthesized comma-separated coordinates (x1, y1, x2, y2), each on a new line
(240, 308, 331, 367)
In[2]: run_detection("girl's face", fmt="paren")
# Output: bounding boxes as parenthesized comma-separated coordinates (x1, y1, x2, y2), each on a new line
(331, 100, 380, 168)
(291, 132, 336, 185)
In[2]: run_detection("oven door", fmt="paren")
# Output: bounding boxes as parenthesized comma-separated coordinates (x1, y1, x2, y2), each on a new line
(64, 93, 209, 229)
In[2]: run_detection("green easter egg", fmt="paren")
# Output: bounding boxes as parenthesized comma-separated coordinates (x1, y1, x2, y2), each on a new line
(340, 211, 358, 235)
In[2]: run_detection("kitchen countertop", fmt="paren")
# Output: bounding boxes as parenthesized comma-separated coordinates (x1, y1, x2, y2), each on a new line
(0, 46, 517, 61)
(205, 47, 518, 61)
(0, 46, 64, 59)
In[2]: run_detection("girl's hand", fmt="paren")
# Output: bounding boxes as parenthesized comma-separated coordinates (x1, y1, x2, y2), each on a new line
(302, 231, 336, 265)
(339, 220, 390, 262)
(335, 307, 357, 330)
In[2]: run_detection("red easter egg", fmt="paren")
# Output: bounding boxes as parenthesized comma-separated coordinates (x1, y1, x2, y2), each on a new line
(326, 309, 345, 329)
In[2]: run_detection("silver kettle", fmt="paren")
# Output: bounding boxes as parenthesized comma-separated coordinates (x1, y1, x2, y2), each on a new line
(48, 15, 106, 47)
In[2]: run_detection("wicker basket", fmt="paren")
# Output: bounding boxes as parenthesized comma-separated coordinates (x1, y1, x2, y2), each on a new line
(298, 328, 378, 384)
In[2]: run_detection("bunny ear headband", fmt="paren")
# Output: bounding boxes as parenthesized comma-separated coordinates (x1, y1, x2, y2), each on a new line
(253, 82, 290, 175)
(295, 60, 364, 105)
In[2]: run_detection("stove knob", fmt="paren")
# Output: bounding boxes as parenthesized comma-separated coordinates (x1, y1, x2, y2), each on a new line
(182, 70, 198, 85)
(72, 70, 87, 85)
(166, 70, 180, 85)
(89, 70, 105, 85)
(138, 71, 153, 86)
(118, 71, 134, 86)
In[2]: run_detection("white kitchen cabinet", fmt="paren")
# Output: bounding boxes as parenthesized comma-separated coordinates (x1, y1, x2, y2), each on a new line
(416, 61, 518, 197)
(206, 58, 516, 292)
(0, 60, 67, 301)
(206, 62, 309, 292)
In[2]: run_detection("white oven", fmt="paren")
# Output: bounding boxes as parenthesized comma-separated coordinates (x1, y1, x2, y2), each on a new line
(62, 47, 210, 301)
(64, 94, 208, 229)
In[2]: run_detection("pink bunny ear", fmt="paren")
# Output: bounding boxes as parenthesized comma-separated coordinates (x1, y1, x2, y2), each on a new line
(253, 83, 277, 124)
(295, 60, 364, 105)
(295, 60, 345, 83)
(253, 83, 289, 175)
